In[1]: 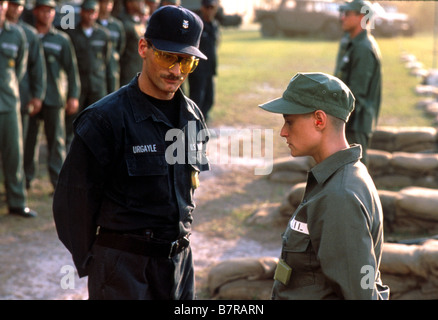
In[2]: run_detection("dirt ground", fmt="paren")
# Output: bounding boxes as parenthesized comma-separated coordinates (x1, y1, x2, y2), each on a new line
(0, 142, 287, 300)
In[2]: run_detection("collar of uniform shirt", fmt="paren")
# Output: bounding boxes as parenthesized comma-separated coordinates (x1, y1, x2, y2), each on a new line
(129, 78, 202, 125)
(309, 145, 362, 185)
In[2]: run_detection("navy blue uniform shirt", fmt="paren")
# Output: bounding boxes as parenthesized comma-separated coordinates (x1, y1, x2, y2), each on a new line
(53, 76, 210, 277)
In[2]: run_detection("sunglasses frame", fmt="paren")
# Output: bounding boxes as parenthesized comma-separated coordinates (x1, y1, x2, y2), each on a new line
(148, 42, 199, 74)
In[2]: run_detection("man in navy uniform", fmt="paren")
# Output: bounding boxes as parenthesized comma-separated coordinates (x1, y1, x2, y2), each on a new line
(53, 5, 209, 300)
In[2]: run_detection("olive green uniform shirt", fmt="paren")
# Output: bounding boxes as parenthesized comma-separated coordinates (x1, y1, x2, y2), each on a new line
(40, 26, 80, 108)
(66, 23, 113, 107)
(18, 21, 46, 112)
(97, 16, 126, 91)
(117, 11, 145, 86)
(334, 30, 382, 135)
(272, 145, 390, 300)
(0, 21, 27, 112)
(0, 21, 28, 208)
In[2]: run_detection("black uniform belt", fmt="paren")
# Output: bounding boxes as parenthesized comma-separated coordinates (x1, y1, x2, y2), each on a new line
(95, 227, 190, 259)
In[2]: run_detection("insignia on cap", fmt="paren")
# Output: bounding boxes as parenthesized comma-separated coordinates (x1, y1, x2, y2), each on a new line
(182, 20, 189, 29)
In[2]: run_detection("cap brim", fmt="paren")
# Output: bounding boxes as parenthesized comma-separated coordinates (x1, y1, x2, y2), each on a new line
(149, 38, 208, 60)
(259, 97, 314, 115)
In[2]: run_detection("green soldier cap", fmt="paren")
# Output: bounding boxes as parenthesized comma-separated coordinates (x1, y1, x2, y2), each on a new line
(8, 0, 26, 6)
(340, 0, 374, 14)
(82, 0, 99, 10)
(259, 72, 355, 122)
(34, 0, 57, 8)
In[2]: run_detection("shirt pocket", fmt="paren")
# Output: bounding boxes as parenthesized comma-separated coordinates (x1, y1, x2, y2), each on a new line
(124, 153, 170, 206)
(0, 43, 18, 70)
(281, 228, 315, 287)
(282, 229, 311, 261)
(125, 153, 167, 176)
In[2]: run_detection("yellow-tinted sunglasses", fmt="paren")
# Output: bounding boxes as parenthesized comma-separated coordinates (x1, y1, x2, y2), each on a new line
(151, 44, 199, 74)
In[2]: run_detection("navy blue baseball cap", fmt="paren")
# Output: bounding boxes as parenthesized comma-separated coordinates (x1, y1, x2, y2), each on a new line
(145, 6, 207, 60)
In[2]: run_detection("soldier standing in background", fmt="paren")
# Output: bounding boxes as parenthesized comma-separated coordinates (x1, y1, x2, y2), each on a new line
(188, 0, 219, 121)
(24, 0, 80, 192)
(118, 0, 146, 86)
(334, 0, 382, 165)
(160, 0, 181, 7)
(0, 0, 37, 217)
(6, 0, 46, 139)
(97, 0, 126, 91)
(145, 0, 158, 14)
(65, 0, 113, 149)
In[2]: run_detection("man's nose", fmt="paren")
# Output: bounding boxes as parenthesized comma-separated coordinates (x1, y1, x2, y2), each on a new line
(169, 62, 183, 75)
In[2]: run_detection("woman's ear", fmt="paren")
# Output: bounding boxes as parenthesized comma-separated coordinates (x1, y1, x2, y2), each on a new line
(314, 110, 327, 129)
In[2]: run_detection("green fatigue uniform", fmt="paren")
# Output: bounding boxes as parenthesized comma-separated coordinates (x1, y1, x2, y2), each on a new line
(117, 10, 145, 86)
(65, 23, 113, 150)
(23, 26, 80, 189)
(259, 72, 389, 300)
(0, 21, 28, 209)
(334, 29, 382, 165)
(97, 15, 126, 91)
(271, 145, 390, 300)
(18, 20, 46, 138)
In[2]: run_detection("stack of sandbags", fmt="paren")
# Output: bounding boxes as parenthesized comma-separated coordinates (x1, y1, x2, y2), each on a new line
(417, 98, 438, 125)
(207, 257, 278, 300)
(381, 187, 438, 234)
(415, 68, 438, 95)
(423, 69, 438, 87)
(367, 150, 438, 189)
(267, 156, 314, 184)
(206, 241, 438, 300)
(369, 126, 438, 153)
(252, 185, 438, 234)
(380, 240, 438, 299)
(415, 84, 438, 96)
(267, 151, 438, 190)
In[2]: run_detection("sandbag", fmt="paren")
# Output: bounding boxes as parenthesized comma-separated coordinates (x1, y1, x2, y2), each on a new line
(396, 187, 438, 221)
(207, 257, 278, 296)
(214, 279, 273, 300)
(380, 240, 438, 278)
(391, 152, 438, 173)
(270, 156, 313, 173)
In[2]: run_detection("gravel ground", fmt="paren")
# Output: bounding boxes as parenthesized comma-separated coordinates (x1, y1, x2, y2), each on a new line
(0, 225, 280, 300)
(0, 152, 283, 300)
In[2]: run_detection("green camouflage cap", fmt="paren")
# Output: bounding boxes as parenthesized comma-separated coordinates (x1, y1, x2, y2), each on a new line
(34, 0, 57, 8)
(259, 72, 355, 122)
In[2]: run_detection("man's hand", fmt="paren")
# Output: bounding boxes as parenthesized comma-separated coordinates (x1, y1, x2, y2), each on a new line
(28, 98, 43, 116)
(65, 97, 79, 116)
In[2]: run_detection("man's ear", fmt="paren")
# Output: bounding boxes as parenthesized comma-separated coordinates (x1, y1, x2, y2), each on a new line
(138, 38, 148, 59)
